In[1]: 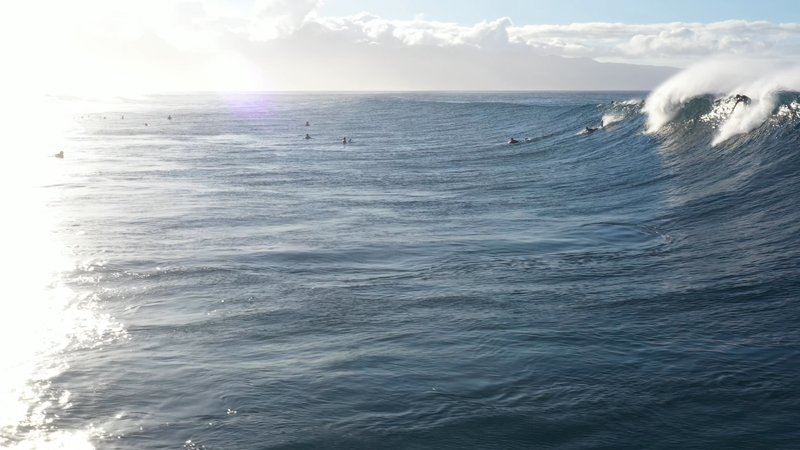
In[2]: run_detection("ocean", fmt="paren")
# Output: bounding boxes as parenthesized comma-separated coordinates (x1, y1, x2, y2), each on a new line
(3, 83, 800, 449)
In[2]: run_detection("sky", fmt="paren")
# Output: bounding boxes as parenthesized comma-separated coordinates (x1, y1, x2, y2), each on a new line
(317, 0, 800, 25)
(4, 0, 800, 94)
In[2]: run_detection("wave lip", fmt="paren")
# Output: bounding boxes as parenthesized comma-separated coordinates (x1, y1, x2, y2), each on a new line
(643, 58, 800, 144)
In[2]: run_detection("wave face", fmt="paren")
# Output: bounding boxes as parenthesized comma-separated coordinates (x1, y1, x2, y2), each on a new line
(10, 88, 800, 450)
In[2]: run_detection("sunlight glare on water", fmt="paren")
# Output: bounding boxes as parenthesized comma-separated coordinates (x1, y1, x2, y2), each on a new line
(0, 96, 124, 449)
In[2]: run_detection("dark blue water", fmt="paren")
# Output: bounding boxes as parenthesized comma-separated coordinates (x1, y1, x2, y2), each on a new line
(8, 91, 800, 449)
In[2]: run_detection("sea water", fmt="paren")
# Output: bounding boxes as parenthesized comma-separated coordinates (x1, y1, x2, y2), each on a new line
(3, 87, 800, 449)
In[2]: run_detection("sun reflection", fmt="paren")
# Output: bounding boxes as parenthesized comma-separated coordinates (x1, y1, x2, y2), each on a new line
(0, 96, 125, 448)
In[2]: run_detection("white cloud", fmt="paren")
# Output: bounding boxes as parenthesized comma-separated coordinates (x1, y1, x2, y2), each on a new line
(14, 0, 800, 93)
(510, 20, 800, 65)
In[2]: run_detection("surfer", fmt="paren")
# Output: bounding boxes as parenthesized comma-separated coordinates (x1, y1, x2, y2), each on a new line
(732, 94, 751, 113)
(342, 137, 347, 144)
(305, 121, 310, 126)
(585, 126, 599, 134)
(305, 134, 311, 139)
(734, 94, 751, 104)
(168, 115, 172, 120)
(508, 138, 519, 144)
(54, 151, 64, 158)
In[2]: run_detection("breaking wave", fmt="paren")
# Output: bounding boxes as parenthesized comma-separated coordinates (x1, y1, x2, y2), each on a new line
(643, 58, 800, 145)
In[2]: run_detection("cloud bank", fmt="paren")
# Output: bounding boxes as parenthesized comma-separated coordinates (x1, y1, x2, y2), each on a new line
(511, 21, 800, 65)
(18, 0, 800, 93)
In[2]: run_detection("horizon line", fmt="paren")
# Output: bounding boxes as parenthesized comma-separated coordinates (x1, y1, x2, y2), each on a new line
(47, 89, 654, 98)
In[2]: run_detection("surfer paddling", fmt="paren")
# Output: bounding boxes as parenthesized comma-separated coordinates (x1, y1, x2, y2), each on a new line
(582, 119, 606, 135)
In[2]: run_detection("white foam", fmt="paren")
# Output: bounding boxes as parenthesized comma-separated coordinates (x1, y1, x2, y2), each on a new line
(776, 100, 800, 119)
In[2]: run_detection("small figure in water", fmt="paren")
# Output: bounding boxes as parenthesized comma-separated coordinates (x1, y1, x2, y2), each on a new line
(145, 122, 149, 126)
(585, 126, 599, 134)
(121, 115, 124, 120)
(348, 137, 352, 143)
(168, 115, 172, 120)
(305, 133, 311, 139)
(508, 138, 519, 144)
(305, 121, 310, 126)
(732, 94, 751, 113)
(342, 137, 347, 144)
(54, 151, 64, 159)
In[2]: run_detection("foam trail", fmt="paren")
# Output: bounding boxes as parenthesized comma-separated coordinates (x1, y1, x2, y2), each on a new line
(601, 113, 624, 127)
(620, 99, 644, 106)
